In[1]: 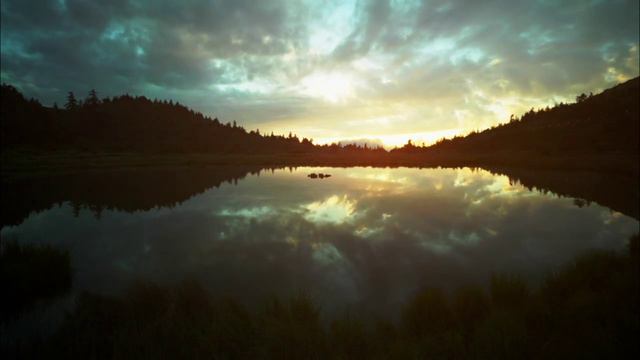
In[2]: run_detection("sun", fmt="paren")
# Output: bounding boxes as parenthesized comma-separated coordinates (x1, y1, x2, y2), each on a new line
(301, 71, 354, 103)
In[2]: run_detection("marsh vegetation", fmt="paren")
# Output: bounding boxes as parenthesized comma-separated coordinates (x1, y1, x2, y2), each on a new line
(3, 235, 637, 359)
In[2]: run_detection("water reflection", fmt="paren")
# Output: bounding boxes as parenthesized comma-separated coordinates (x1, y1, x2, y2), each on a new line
(1, 166, 638, 318)
(304, 195, 356, 224)
(487, 166, 639, 219)
(0, 165, 268, 228)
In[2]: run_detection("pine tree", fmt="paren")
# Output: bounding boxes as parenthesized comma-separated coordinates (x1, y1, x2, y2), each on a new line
(86, 89, 99, 108)
(65, 92, 78, 110)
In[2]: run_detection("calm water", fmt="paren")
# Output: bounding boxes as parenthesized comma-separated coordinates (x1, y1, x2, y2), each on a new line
(2, 166, 638, 318)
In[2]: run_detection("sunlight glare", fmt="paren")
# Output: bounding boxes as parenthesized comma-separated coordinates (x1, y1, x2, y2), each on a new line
(301, 72, 354, 103)
(314, 128, 462, 149)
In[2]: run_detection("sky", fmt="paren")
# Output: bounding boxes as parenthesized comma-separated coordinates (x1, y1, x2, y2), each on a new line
(1, 0, 638, 147)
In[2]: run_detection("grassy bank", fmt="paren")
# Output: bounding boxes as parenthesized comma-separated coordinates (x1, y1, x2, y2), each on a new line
(3, 235, 638, 359)
(0, 242, 71, 323)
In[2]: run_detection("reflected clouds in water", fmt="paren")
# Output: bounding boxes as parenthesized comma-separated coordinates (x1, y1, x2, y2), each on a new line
(2, 167, 638, 317)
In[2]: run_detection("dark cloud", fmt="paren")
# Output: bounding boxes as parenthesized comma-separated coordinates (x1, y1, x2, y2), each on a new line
(1, 0, 638, 143)
(1, 0, 301, 96)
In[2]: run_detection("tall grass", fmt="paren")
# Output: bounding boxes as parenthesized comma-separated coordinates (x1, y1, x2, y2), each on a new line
(0, 241, 71, 323)
(4, 235, 638, 359)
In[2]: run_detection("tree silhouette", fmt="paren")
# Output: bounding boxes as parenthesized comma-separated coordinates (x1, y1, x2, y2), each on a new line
(65, 92, 78, 110)
(85, 89, 99, 108)
(2, 77, 636, 162)
(420, 77, 639, 162)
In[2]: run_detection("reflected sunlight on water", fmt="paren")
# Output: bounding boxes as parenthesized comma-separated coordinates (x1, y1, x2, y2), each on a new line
(304, 195, 356, 224)
(2, 166, 638, 317)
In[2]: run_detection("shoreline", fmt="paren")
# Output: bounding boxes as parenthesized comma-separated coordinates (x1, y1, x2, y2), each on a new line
(2, 150, 638, 178)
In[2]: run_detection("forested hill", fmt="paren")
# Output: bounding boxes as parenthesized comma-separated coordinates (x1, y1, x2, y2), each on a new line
(2, 78, 638, 166)
(404, 77, 639, 160)
(0, 85, 383, 155)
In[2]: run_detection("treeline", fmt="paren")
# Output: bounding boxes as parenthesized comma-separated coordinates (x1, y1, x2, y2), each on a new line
(3, 235, 638, 359)
(393, 77, 639, 158)
(2, 77, 637, 161)
(0, 85, 384, 155)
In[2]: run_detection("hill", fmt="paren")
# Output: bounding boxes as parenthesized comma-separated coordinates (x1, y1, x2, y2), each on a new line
(1, 78, 637, 173)
(393, 77, 639, 172)
(0, 85, 383, 156)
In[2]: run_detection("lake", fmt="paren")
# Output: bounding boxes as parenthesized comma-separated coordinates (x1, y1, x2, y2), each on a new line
(1, 166, 638, 320)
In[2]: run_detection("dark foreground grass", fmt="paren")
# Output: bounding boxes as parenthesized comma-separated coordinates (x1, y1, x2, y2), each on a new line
(2, 235, 638, 359)
(0, 242, 71, 324)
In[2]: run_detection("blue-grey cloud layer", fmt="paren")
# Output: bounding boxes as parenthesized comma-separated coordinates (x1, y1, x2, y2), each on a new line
(1, 0, 638, 143)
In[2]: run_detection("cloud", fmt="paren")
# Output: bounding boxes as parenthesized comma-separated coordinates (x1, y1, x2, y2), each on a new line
(1, 0, 638, 144)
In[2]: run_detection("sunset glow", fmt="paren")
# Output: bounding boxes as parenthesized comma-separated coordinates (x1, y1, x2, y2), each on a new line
(1, 0, 638, 147)
(301, 71, 356, 103)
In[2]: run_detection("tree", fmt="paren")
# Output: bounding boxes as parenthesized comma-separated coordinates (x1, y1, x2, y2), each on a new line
(85, 89, 99, 108)
(65, 92, 78, 110)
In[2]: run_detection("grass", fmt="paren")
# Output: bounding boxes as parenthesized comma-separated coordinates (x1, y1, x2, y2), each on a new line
(3, 235, 637, 359)
(0, 241, 71, 324)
